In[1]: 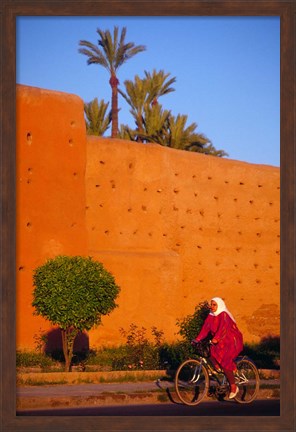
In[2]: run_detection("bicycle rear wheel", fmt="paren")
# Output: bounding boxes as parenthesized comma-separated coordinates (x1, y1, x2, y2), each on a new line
(175, 359, 209, 406)
(234, 358, 260, 403)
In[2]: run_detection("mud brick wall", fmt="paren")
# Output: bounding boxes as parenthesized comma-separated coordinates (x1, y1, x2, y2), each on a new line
(16, 85, 88, 349)
(86, 137, 280, 346)
(16, 85, 280, 349)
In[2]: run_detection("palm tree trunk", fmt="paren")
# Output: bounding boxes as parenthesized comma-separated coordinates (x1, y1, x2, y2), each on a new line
(109, 74, 119, 138)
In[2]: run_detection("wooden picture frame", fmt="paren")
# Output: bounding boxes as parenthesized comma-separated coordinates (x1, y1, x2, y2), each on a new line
(1, 0, 295, 431)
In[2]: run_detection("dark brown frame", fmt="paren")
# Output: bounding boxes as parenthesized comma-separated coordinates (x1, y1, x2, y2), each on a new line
(1, 1, 295, 431)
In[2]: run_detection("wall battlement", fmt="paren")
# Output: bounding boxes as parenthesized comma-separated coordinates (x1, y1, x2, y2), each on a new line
(16, 85, 280, 349)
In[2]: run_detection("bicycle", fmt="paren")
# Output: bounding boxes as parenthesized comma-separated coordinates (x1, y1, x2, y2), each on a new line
(175, 339, 260, 405)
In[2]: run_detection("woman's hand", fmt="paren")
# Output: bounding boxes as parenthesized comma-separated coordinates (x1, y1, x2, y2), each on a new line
(211, 338, 218, 344)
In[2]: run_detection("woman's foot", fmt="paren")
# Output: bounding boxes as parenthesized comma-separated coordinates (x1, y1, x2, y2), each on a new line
(229, 385, 239, 399)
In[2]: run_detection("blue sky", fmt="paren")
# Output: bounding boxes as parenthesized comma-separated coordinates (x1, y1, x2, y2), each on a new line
(16, 16, 280, 167)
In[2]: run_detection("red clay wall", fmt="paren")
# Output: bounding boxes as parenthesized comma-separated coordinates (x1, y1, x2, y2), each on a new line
(86, 137, 280, 345)
(16, 85, 280, 350)
(16, 85, 88, 349)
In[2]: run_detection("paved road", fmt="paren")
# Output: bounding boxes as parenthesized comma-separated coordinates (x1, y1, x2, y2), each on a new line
(17, 399, 280, 416)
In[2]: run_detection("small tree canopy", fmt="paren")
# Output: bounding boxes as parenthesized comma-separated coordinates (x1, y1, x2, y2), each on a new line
(32, 255, 120, 331)
(32, 255, 121, 371)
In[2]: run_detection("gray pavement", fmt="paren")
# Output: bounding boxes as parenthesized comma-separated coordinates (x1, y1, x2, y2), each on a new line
(16, 378, 280, 410)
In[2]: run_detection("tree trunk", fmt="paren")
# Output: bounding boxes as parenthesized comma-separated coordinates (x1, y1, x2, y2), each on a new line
(109, 74, 119, 138)
(61, 328, 77, 372)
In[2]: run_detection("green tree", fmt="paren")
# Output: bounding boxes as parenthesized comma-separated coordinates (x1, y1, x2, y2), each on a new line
(144, 69, 176, 106)
(164, 113, 228, 156)
(84, 97, 111, 136)
(118, 69, 175, 141)
(79, 26, 146, 138)
(176, 301, 211, 344)
(32, 255, 120, 371)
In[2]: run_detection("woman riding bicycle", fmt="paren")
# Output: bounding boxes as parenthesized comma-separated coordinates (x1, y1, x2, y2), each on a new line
(193, 297, 243, 399)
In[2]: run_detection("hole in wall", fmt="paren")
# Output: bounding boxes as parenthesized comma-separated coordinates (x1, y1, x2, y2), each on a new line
(142, 205, 147, 211)
(129, 162, 133, 169)
(99, 160, 105, 165)
(70, 121, 76, 127)
(26, 132, 32, 144)
(68, 139, 74, 146)
(26, 222, 32, 228)
(18, 266, 25, 271)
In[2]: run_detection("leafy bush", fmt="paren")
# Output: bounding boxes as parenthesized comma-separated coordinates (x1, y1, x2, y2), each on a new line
(176, 301, 210, 344)
(117, 323, 165, 370)
(243, 336, 280, 369)
(16, 351, 56, 369)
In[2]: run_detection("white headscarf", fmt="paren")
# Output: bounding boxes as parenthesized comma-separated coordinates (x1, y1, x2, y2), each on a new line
(210, 297, 236, 322)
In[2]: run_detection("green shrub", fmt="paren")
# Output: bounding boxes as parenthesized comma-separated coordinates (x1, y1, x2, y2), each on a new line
(16, 351, 56, 369)
(176, 301, 210, 344)
(243, 336, 280, 369)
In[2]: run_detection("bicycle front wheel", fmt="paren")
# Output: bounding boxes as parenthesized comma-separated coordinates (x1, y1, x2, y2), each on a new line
(234, 358, 260, 403)
(175, 359, 209, 406)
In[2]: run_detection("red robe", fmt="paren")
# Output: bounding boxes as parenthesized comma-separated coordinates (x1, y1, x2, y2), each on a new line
(196, 311, 243, 371)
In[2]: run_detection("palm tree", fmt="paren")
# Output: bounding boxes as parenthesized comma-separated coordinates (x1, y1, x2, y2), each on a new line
(118, 75, 151, 141)
(79, 26, 146, 138)
(144, 69, 176, 106)
(84, 98, 112, 136)
(118, 70, 176, 141)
